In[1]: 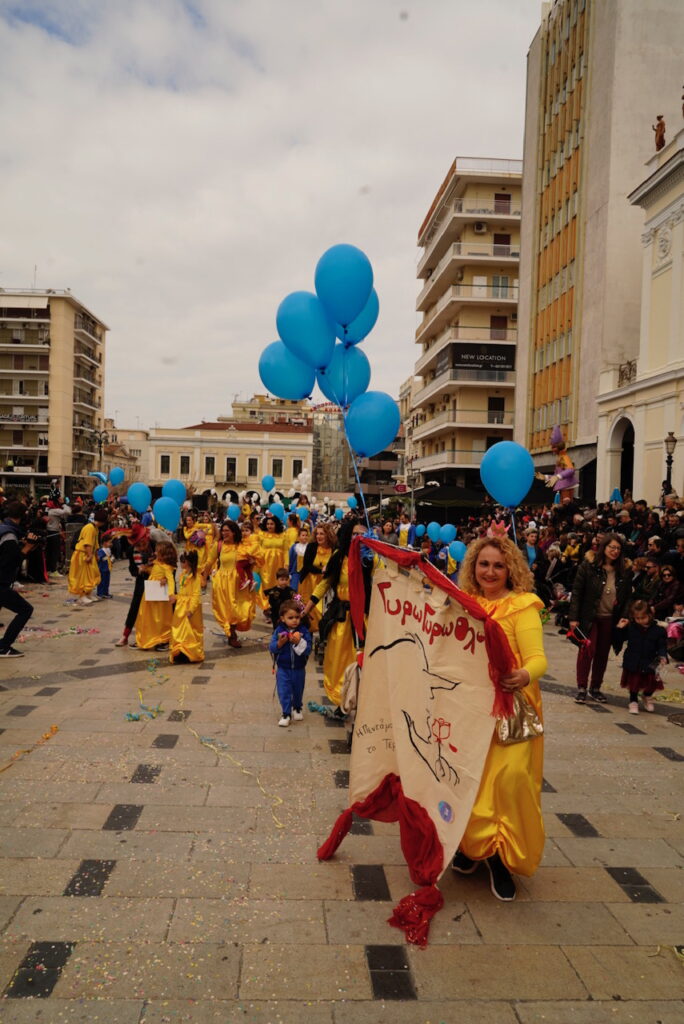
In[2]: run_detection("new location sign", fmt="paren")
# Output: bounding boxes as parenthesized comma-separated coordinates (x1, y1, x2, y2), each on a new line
(451, 344, 516, 372)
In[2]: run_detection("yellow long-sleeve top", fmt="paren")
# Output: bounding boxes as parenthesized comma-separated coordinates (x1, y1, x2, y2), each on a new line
(311, 556, 350, 604)
(477, 592, 547, 684)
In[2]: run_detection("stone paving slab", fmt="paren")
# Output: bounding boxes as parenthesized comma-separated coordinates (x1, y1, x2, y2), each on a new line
(562, 945, 684, 1000)
(240, 943, 372, 1000)
(168, 897, 327, 943)
(4, 896, 175, 941)
(140, 1001, 335, 1024)
(1, 999, 145, 1023)
(515, 1001, 684, 1024)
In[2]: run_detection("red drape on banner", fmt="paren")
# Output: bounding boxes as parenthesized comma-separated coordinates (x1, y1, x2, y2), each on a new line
(348, 537, 515, 718)
(317, 771, 444, 947)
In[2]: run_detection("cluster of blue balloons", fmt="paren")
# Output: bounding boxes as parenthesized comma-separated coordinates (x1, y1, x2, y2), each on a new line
(257, 244, 400, 459)
(479, 441, 534, 508)
(414, 522, 467, 563)
(90, 466, 125, 504)
(125, 478, 187, 532)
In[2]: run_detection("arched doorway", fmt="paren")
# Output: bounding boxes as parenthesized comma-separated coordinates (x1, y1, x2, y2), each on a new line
(606, 416, 634, 499)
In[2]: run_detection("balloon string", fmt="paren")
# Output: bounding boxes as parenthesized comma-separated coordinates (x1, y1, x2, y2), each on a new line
(509, 507, 517, 545)
(322, 373, 372, 532)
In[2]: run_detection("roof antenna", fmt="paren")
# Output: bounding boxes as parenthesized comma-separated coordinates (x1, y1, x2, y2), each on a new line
(32, 264, 37, 289)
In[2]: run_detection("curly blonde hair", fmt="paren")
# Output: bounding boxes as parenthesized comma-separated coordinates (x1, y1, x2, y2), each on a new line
(458, 536, 534, 597)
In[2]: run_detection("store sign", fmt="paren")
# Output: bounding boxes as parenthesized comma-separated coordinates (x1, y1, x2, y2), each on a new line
(451, 344, 516, 371)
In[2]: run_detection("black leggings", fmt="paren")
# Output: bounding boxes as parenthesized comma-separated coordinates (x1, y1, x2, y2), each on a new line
(0, 586, 34, 649)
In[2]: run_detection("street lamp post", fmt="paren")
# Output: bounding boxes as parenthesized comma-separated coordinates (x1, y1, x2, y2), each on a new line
(664, 431, 678, 495)
(91, 429, 110, 472)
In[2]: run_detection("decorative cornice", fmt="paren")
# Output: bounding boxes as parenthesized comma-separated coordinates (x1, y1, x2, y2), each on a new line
(629, 147, 684, 208)
(640, 198, 684, 246)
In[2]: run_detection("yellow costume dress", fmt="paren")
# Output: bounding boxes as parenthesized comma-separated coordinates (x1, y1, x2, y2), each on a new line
(257, 533, 288, 609)
(311, 556, 355, 706)
(68, 522, 101, 596)
(284, 525, 299, 550)
(200, 521, 219, 574)
(212, 541, 261, 634)
(460, 592, 547, 877)
(170, 570, 204, 663)
(298, 545, 333, 632)
(135, 562, 175, 649)
(183, 526, 209, 575)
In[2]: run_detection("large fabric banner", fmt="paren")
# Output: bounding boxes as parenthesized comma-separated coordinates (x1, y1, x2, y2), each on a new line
(318, 538, 515, 946)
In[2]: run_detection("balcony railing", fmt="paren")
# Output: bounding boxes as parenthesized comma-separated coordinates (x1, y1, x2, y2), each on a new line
(415, 325, 517, 374)
(414, 367, 515, 405)
(0, 391, 45, 400)
(412, 408, 514, 439)
(417, 243, 521, 309)
(417, 283, 518, 342)
(413, 449, 487, 469)
(0, 413, 48, 423)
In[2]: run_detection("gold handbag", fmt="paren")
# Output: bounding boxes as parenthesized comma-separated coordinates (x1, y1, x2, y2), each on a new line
(496, 690, 544, 745)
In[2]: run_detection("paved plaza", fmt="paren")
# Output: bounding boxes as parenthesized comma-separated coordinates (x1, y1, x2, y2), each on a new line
(0, 563, 683, 1023)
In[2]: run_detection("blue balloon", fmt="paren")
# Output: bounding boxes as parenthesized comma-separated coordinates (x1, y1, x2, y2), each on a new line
(427, 521, 441, 542)
(315, 244, 373, 327)
(317, 343, 371, 407)
(93, 484, 109, 503)
(162, 479, 186, 505)
(345, 391, 400, 458)
(297, 506, 309, 520)
(480, 441, 535, 508)
(153, 496, 180, 532)
(127, 482, 151, 514)
(228, 503, 241, 521)
(336, 288, 379, 345)
(415, 524, 426, 537)
(347, 495, 358, 509)
(440, 524, 457, 544)
(335, 508, 344, 520)
(262, 475, 276, 493)
(89, 471, 108, 484)
(449, 541, 467, 562)
(269, 502, 285, 520)
(259, 340, 315, 400)
(109, 467, 125, 486)
(276, 292, 336, 370)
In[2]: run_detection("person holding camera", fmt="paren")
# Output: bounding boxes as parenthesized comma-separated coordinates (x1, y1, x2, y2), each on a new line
(0, 501, 38, 657)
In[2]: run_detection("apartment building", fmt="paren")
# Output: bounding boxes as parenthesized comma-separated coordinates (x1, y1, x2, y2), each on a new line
(0, 288, 107, 495)
(311, 403, 355, 495)
(411, 157, 521, 490)
(516, 0, 684, 497)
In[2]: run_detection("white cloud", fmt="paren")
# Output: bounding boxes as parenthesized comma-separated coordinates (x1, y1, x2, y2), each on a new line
(0, 0, 539, 426)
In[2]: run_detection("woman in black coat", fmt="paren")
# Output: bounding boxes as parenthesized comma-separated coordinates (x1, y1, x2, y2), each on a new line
(568, 533, 632, 704)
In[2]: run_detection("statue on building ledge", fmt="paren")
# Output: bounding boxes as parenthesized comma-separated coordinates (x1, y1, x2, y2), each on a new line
(535, 425, 579, 501)
(652, 114, 666, 151)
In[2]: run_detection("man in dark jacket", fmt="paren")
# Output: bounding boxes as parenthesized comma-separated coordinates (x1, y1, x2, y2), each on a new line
(0, 502, 39, 657)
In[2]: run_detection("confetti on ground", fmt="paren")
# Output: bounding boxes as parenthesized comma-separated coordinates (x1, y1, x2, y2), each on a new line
(657, 688, 684, 703)
(18, 624, 100, 643)
(125, 687, 163, 721)
(0, 724, 59, 774)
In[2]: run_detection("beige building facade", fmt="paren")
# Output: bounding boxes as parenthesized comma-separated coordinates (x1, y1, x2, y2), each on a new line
(411, 157, 521, 489)
(516, 0, 684, 497)
(0, 288, 106, 494)
(596, 128, 684, 503)
(311, 403, 355, 495)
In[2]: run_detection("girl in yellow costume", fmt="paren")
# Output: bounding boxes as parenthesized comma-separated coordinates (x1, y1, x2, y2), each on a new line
(284, 512, 300, 552)
(169, 550, 204, 663)
(68, 509, 107, 605)
(183, 513, 209, 584)
(198, 512, 218, 582)
(135, 542, 177, 650)
(303, 520, 367, 708)
(298, 523, 336, 633)
(209, 521, 262, 647)
(454, 534, 547, 902)
(256, 516, 288, 611)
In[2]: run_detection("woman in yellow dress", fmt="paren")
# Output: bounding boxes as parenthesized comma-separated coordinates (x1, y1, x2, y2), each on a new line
(135, 542, 177, 650)
(302, 520, 367, 708)
(68, 508, 108, 605)
(284, 512, 300, 552)
(453, 534, 547, 902)
(210, 521, 262, 647)
(183, 512, 209, 582)
(256, 516, 288, 611)
(170, 550, 204, 663)
(198, 512, 219, 584)
(298, 523, 336, 633)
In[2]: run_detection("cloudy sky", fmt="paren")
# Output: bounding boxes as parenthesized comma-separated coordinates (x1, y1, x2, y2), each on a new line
(0, 0, 540, 427)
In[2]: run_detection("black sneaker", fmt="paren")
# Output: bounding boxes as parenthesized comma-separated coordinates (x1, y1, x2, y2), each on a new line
(589, 689, 607, 703)
(451, 849, 478, 875)
(574, 689, 587, 704)
(154, 643, 170, 652)
(485, 853, 516, 901)
(0, 646, 24, 658)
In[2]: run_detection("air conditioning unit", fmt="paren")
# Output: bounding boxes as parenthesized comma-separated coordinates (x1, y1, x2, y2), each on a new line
(474, 222, 487, 234)
(511, 312, 518, 322)
(456, 268, 465, 282)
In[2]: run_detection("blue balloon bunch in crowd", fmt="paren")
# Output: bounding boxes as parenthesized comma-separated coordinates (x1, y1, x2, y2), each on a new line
(124, 478, 187, 532)
(89, 466, 125, 504)
(258, 244, 400, 461)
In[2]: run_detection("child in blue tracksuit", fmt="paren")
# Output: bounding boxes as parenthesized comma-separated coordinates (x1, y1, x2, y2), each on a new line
(96, 544, 112, 598)
(269, 599, 312, 727)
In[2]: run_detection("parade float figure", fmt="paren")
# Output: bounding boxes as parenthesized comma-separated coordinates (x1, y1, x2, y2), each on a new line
(537, 425, 579, 501)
